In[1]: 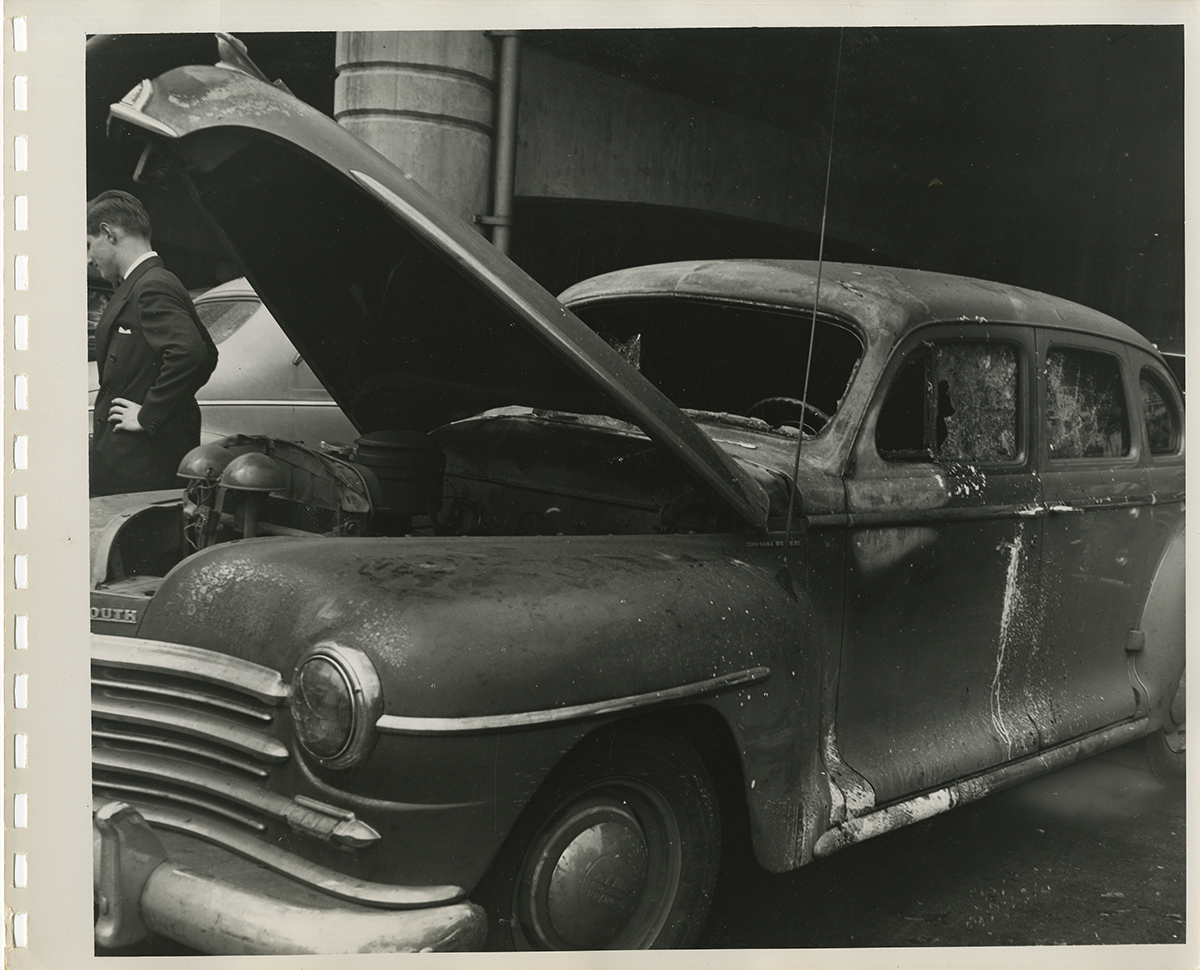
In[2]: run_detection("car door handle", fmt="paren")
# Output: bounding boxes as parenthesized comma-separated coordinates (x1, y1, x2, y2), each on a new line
(1047, 504, 1084, 514)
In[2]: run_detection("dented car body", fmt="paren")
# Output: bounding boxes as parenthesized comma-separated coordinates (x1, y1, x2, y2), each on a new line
(91, 59, 1185, 954)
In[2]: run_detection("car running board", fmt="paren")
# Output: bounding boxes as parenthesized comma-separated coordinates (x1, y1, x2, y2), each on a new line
(814, 717, 1147, 858)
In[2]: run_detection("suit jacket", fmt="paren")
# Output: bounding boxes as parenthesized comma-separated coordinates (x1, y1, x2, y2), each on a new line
(90, 256, 218, 495)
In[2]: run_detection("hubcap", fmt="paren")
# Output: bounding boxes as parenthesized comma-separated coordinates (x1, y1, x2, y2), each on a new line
(546, 810, 648, 947)
(516, 788, 680, 949)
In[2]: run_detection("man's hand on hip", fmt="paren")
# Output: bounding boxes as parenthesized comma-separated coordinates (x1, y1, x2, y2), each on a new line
(108, 398, 145, 433)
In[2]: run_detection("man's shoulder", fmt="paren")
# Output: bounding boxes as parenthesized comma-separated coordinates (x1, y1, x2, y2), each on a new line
(133, 263, 196, 305)
(135, 261, 187, 290)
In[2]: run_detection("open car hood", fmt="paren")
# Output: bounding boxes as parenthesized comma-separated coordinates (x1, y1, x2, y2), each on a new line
(108, 62, 768, 531)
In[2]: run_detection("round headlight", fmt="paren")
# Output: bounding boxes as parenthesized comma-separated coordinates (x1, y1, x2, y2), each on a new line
(291, 644, 382, 769)
(177, 443, 234, 483)
(219, 452, 287, 493)
(293, 657, 354, 758)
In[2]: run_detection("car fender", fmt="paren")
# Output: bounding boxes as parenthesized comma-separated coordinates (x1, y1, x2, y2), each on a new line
(134, 532, 831, 880)
(1133, 523, 1186, 728)
(138, 534, 814, 708)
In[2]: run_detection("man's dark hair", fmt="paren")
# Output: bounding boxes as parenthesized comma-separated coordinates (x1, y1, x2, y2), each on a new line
(87, 189, 152, 240)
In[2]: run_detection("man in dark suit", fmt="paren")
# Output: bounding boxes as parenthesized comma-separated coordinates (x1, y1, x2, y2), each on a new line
(87, 190, 218, 496)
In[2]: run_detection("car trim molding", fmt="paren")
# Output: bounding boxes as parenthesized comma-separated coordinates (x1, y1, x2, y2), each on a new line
(93, 634, 290, 705)
(93, 695, 290, 762)
(97, 798, 466, 909)
(196, 399, 341, 407)
(94, 747, 381, 845)
(110, 99, 178, 139)
(376, 666, 771, 735)
(814, 716, 1146, 858)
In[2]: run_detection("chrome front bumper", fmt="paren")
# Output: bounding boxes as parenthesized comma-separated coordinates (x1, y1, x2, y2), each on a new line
(93, 801, 487, 954)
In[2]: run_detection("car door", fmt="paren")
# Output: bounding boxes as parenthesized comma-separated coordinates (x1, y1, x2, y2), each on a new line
(838, 324, 1043, 804)
(1031, 331, 1150, 745)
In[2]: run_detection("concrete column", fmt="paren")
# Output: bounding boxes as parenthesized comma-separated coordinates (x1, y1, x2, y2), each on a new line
(334, 32, 495, 230)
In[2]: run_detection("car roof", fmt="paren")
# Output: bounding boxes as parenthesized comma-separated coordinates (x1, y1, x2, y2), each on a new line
(194, 276, 257, 303)
(559, 260, 1155, 353)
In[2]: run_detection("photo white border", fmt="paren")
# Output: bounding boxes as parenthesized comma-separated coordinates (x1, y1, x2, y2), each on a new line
(5, 2, 1195, 968)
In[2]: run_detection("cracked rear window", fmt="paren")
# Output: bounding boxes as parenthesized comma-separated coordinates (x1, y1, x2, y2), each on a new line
(877, 342, 1019, 463)
(1140, 369, 1181, 456)
(1045, 347, 1130, 459)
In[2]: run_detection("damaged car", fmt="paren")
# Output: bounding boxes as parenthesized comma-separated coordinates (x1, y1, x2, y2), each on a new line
(90, 55, 1185, 954)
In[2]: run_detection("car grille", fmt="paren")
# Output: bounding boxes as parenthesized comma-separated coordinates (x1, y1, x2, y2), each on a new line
(91, 636, 291, 835)
(263, 496, 338, 535)
(90, 635, 454, 909)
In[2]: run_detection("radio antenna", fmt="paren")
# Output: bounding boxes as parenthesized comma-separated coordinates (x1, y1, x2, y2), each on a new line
(778, 27, 844, 599)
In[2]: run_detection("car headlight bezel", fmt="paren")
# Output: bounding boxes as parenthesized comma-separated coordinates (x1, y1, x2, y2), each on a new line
(291, 642, 383, 770)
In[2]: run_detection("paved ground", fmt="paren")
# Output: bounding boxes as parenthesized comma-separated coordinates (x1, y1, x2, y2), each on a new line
(701, 740, 1186, 949)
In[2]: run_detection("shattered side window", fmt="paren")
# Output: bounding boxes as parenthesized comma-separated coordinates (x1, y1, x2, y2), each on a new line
(1045, 348, 1130, 460)
(935, 345, 1018, 461)
(877, 342, 1018, 463)
(1140, 369, 1181, 456)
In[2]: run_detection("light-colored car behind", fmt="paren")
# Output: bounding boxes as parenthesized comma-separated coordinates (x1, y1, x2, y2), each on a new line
(87, 277, 358, 447)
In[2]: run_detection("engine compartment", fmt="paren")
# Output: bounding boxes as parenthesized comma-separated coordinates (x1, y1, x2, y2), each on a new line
(92, 410, 772, 601)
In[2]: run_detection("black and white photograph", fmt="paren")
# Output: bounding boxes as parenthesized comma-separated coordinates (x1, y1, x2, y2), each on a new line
(4, 2, 1194, 967)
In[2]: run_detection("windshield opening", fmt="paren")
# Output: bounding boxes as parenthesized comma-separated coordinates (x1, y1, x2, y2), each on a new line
(572, 298, 863, 436)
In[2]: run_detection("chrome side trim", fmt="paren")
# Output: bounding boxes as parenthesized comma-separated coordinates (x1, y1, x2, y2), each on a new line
(198, 399, 340, 407)
(92, 693, 290, 763)
(93, 634, 289, 705)
(377, 666, 770, 735)
(101, 798, 466, 909)
(814, 717, 1148, 858)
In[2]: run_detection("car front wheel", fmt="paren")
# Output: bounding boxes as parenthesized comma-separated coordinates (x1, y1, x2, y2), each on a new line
(478, 724, 720, 950)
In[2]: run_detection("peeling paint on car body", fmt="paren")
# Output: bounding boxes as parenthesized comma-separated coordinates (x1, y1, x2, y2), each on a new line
(88, 56, 1185, 954)
(991, 529, 1029, 755)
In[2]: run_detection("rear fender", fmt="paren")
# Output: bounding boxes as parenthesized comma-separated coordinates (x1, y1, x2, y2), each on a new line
(1132, 526, 1186, 728)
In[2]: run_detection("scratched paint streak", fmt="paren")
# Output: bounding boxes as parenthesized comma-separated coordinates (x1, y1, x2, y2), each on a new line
(990, 529, 1025, 753)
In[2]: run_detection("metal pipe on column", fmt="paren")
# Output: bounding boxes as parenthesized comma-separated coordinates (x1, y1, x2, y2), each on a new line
(488, 31, 521, 255)
(334, 32, 496, 230)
